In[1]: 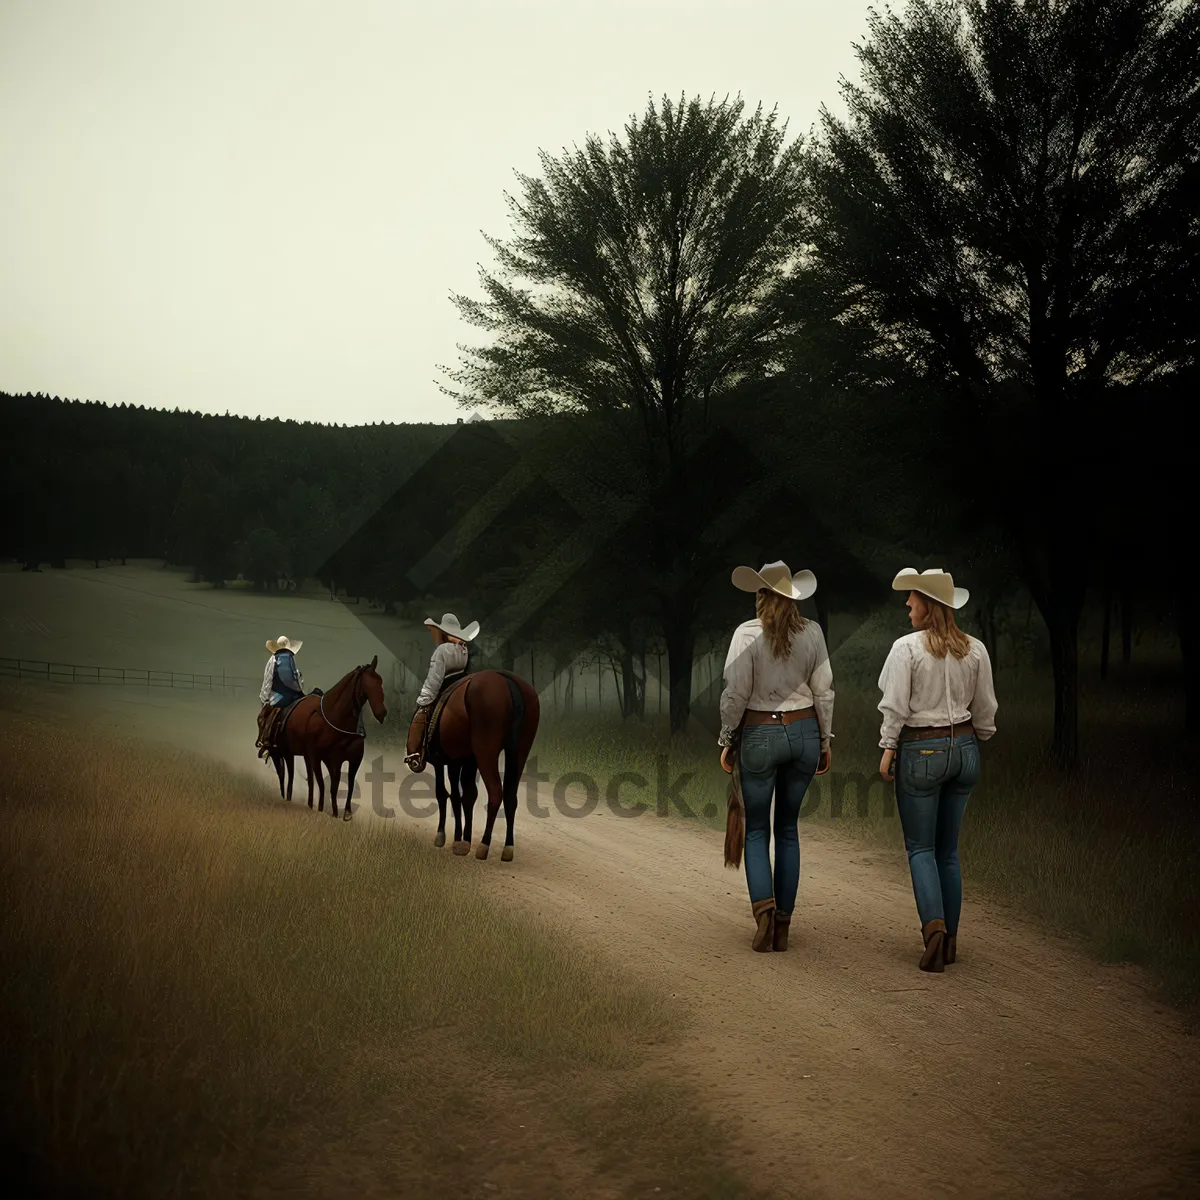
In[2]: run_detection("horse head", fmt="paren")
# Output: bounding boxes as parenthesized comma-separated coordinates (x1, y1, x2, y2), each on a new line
(360, 654, 387, 724)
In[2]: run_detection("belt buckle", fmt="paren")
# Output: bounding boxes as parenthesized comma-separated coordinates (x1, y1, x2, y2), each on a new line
(771, 711, 782, 722)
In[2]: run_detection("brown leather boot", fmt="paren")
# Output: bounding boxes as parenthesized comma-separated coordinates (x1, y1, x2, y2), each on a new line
(920, 919, 946, 972)
(773, 910, 791, 952)
(944, 934, 957, 964)
(751, 899, 775, 952)
(405, 705, 431, 771)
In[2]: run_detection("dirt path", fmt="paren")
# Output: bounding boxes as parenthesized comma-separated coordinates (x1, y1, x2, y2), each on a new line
(11, 680, 1200, 1198)
(486, 803, 1200, 1199)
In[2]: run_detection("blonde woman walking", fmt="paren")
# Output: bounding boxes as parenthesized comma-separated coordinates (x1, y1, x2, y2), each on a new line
(878, 568, 998, 972)
(718, 560, 834, 952)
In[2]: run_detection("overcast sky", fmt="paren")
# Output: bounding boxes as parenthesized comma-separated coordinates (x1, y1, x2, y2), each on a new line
(1, 0, 873, 426)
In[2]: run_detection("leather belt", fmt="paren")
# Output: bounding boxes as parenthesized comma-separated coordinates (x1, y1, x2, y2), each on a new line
(743, 707, 816, 727)
(899, 722, 975, 743)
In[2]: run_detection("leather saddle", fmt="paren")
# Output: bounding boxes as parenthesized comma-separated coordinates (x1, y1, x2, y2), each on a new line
(257, 695, 308, 758)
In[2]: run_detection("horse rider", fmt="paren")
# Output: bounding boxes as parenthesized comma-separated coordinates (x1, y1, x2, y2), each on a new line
(257, 634, 307, 757)
(405, 612, 480, 771)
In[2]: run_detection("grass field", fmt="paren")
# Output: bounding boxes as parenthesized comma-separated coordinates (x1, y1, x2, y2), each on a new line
(0, 710, 754, 1200)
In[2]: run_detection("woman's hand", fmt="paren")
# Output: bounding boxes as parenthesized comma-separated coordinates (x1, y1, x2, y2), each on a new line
(720, 746, 734, 774)
(879, 749, 896, 781)
(816, 746, 831, 775)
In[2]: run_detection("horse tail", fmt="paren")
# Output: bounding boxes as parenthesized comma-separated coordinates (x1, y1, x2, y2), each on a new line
(498, 671, 525, 804)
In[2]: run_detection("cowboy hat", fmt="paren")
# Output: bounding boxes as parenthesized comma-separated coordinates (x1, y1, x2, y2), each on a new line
(266, 634, 302, 653)
(731, 560, 817, 600)
(424, 612, 480, 641)
(891, 567, 969, 609)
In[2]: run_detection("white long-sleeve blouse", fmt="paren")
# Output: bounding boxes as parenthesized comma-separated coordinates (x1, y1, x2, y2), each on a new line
(416, 640, 468, 706)
(876, 631, 998, 750)
(717, 618, 835, 748)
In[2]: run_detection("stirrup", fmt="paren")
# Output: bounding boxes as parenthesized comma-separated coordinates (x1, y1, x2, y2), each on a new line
(404, 752, 424, 771)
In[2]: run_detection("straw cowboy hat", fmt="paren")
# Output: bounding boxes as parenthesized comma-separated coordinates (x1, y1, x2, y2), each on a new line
(424, 612, 480, 641)
(266, 635, 302, 653)
(891, 567, 969, 609)
(731, 559, 817, 600)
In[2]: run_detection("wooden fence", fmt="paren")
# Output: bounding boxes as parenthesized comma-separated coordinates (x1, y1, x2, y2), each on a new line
(0, 657, 258, 690)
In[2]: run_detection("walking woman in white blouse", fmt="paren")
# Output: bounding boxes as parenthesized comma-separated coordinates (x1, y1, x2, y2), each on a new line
(718, 560, 834, 953)
(878, 567, 999, 972)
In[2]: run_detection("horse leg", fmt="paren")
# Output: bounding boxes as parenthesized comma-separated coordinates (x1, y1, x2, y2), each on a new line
(285, 755, 295, 802)
(327, 758, 342, 818)
(342, 748, 362, 822)
(474, 755, 504, 861)
(313, 754, 326, 813)
(434, 762, 448, 847)
(501, 751, 521, 863)
(272, 753, 285, 799)
(450, 763, 469, 855)
(457, 761, 478, 854)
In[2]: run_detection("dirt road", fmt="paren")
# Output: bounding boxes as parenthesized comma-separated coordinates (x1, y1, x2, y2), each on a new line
(9, 676, 1192, 1200)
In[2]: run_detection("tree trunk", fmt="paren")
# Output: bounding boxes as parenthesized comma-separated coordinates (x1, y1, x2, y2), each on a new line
(619, 651, 637, 718)
(664, 617, 696, 735)
(1179, 584, 1198, 733)
(1099, 590, 1112, 681)
(1045, 598, 1082, 769)
(815, 590, 831, 648)
(1121, 589, 1133, 665)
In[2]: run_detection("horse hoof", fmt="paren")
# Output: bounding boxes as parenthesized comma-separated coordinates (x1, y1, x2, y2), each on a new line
(342, 811, 352, 822)
(475, 844, 489, 861)
(434, 831, 446, 848)
(452, 841, 469, 856)
(501, 846, 514, 862)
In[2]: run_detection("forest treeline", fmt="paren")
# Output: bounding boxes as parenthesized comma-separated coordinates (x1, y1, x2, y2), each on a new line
(2, 0, 1196, 761)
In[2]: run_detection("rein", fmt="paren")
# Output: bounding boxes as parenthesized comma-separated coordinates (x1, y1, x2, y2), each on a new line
(319, 667, 368, 738)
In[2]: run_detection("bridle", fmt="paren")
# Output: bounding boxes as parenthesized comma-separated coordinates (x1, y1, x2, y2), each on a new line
(319, 665, 372, 738)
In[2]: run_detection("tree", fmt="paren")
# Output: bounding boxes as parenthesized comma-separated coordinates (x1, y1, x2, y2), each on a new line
(439, 93, 808, 732)
(239, 526, 290, 590)
(791, 0, 1199, 766)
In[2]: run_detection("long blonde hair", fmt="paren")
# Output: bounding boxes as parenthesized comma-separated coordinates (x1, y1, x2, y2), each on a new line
(922, 598, 970, 660)
(756, 589, 806, 659)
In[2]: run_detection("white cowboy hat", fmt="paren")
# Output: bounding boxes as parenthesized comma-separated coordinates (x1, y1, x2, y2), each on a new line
(424, 612, 480, 641)
(891, 567, 969, 610)
(266, 634, 302, 653)
(731, 560, 817, 600)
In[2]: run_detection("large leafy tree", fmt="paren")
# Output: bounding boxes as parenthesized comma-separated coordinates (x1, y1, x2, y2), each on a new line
(791, 0, 1199, 765)
(438, 93, 808, 732)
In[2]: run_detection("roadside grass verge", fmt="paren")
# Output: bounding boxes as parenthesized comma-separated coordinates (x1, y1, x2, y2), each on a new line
(0, 711, 753, 1200)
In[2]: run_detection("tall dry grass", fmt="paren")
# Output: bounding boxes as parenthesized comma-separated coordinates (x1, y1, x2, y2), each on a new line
(0, 713, 751, 1200)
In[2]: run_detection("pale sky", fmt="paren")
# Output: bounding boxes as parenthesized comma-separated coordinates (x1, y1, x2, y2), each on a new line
(1, 0, 872, 426)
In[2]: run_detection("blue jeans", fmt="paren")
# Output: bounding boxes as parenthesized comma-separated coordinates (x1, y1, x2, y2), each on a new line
(893, 733, 981, 934)
(737, 717, 821, 912)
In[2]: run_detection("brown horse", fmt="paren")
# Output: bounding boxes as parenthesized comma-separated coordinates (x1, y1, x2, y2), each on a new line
(267, 744, 298, 802)
(427, 669, 539, 861)
(277, 656, 388, 820)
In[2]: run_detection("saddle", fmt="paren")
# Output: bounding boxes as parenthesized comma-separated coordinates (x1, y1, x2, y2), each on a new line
(256, 695, 307, 759)
(410, 672, 469, 771)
